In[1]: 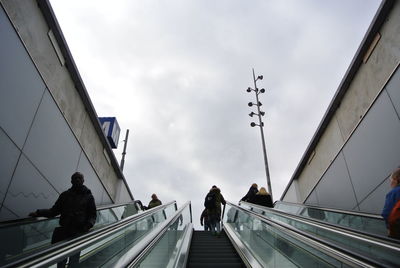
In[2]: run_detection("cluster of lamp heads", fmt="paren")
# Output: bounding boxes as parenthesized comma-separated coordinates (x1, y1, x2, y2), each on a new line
(246, 74, 266, 128)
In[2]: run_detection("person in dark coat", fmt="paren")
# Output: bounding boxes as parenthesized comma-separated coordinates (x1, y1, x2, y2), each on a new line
(241, 183, 258, 203)
(252, 187, 273, 208)
(200, 208, 211, 231)
(29, 172, 96, 267)
(206, 185, 226, 235)
(147, 194, 162, 209)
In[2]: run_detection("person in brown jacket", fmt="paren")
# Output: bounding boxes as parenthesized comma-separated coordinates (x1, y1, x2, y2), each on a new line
(204, 185, 226, 235)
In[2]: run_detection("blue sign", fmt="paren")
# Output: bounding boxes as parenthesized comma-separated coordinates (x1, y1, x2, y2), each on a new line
(99, 117, 120, 149)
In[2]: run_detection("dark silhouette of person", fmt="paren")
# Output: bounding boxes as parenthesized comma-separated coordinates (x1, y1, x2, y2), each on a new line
(206, 185, 226, 235)
(147, 193, 162, 209)
(252, 187, 273, 208)
(200, 208, 211, 231)
(241, 183, 258, 203)
(29, 172, 96, 267)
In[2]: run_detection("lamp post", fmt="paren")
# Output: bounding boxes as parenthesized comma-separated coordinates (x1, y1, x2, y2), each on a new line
(120, 129, 130, 171)
(247, 68, 273, 200)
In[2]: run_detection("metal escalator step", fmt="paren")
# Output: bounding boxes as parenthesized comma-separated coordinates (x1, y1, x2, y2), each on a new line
(186, 263, 246, 268)
(189, 257, 242, 263)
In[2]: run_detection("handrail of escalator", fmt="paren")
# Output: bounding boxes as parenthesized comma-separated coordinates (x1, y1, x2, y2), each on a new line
(275, 200, 383, 219)
(241, 201, 400, 246)
(0, 199, 144, 229)
(2, 201, 177, 268)
(119, 201, 192, 268)
(225, 201, 390, 268)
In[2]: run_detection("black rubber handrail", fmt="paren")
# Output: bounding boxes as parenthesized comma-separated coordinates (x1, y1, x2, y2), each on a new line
(276, 200, 383, 219)
(0, 200, 143, 228)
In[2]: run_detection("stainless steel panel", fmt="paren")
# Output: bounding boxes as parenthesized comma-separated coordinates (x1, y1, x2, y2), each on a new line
(386, 67, 400, 118)
(0, 7, 45, 148)
(101, 190, 112, 205)
(343, 91, 400, 202)
(0, 206, 16, 221)
(0, 128, 21, 206)
(304, 190, 318, 206)
(314, 152, 358, 210)
(3, 154, 59, 219)
(22, 91, 81, 193)
(358, 175, 392, 214)
(76, 152, 106, 206)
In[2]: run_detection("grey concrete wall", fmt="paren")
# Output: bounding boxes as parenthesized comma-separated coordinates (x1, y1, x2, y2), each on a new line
(283, 0, 400, 207)
(0, 0, 132, 206)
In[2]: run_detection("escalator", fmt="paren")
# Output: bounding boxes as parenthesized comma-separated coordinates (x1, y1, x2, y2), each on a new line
(0, 201, 178, 267)
(0, 200, 145, 267)
(133, 202, 394, 267)
(237, 201, 400, 267)
(2, 200, 398, 267)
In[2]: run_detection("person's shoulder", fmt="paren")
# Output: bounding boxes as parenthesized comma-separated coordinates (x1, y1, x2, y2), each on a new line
(388, 186, 400, 196)
(393, 186, 400, 196)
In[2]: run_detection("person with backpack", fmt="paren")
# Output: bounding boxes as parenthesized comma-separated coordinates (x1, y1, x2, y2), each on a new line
(240, 183, 258, 203)
(204, 185, 226, 235)
(382, 167, 400, 239)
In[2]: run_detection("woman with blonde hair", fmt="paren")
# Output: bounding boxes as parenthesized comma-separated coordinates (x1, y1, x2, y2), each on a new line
(252, 187, 273, 208)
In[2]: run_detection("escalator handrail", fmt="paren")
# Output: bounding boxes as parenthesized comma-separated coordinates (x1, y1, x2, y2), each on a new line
(276, 200, 383, 220)
(241, 201, 400, 246)
(2, 201, 177, 268)
(225, 201, 384, 268)
(0, 200, 143, 229)
(122, 201, 192, 268)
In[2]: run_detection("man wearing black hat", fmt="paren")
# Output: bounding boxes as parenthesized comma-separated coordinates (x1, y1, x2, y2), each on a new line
(29, 172, 96, 267)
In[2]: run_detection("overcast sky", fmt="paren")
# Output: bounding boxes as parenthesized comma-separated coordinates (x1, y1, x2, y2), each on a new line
(50, 0, 381, 229)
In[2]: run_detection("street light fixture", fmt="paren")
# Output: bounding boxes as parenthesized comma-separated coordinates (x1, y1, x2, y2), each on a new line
(246, 68, 273, 200)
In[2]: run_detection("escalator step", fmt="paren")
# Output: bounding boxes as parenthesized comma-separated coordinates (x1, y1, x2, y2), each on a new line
(187, 263, 245, 268)
(187, 231, 245, 267)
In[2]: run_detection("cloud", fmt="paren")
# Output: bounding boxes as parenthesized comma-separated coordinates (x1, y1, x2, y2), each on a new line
(50, 0, 381, 229)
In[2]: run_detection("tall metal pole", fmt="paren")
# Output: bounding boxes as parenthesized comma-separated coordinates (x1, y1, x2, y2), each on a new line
(252, 68, 273, 200)
(120, 129, 130, 171)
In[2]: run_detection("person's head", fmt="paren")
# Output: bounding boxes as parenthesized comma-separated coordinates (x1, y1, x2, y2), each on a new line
(258, 187, 268, 195)
(390, 168, 400, 188)
(71, 172, 84, 186)
(251, 183, 258, 189)
(151, 193, 158, 200)
(210, 185, 220, 193)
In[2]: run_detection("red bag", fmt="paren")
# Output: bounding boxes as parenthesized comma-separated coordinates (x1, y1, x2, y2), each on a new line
(388, 200, 400, 239)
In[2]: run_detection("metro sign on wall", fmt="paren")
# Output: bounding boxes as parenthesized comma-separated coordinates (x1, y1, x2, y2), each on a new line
(99, 117, 120, 149)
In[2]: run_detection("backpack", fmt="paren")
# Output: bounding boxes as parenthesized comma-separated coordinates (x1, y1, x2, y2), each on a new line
(204, 192, 217, 209)
(388, 199, 400, 238)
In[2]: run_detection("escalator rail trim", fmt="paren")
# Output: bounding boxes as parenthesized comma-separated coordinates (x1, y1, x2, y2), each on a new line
(226, 202, 378, 268)
(3, 201, 177, 268)
(173, 222, 193, 268)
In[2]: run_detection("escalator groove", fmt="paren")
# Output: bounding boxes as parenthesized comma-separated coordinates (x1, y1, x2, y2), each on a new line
(187, 230, 246, 268)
